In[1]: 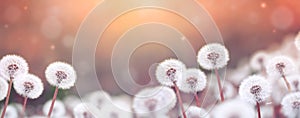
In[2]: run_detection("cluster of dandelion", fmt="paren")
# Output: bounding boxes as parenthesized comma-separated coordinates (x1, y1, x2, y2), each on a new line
(0, 55, 77, 118)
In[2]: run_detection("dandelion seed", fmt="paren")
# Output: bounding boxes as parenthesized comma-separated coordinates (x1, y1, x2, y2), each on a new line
(239, 75, 271, 118)
(0, 78, 8, 101)
(0, 54, 28, 118)
(13, 73, 43, 117)
(177, 68, 206, 107)
(133, 86, 176, 117)
(45, 61, 76, 117)
(186, 106, 210, 118)
(281, 92, 300, 118)
(266, 56, 296, 91)
(155, 59, 186, 87)
(211, 98, 255, 118)
(43, 100, 66, 117)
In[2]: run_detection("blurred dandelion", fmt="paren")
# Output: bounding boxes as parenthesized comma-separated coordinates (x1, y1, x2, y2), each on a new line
(281, 92, 300, 118)
(186, 106, 210, 118)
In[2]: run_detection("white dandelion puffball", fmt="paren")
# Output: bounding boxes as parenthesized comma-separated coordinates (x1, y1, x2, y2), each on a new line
(214, 81, 236, 100)
(0, 105, 18, 118)
(186, 106, 210, 118)
(286, 74, 300, 91)
(0, 77, 8, 101)
(73, 103, 98, 118)
(211, 98, 255, 118)
(266, 56, 296, 78)
(43, 100, 66, 117)
(177, 68, 206, 93)
(83, 90, 111, 110)
(281, 92, 300, 118)
(0, 55, 29, 80)
(250, 51, 269, 71)
(155, 59, 186, 87)
(239, 75, 271, 104)
(13, 74, 43, 99)
(45, 61, 77, 89)
(133, 86, 176, 116)
(197, 43, 230, 70)
(294, 31, 300, 51)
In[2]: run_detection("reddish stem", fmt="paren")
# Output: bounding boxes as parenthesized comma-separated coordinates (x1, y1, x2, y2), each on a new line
(173, 82, 187, 118)
(21, 97, 28, 118)
(1, 78, 13, 118)
(214, 68, 225, 102)
(194, 92, 200, 107)
(47, 87, 59, 117)
(256, 102, 261, 118)
(282, 75, 291, 92)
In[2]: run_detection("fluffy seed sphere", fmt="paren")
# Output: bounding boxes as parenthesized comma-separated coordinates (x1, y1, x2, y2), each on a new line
(281, 92, 300, 118)
(197, 43, 230, 70)
(266, 56, 296, 78)
(294, 31, 300, 51)
(13, 74, 44, 99)
(239, 75, 271, 104)
(73, 103, 97, 118)
(0, 105, 18, 118)
(211, 98, 255, 118)
(43, 100, 66, 117)
(155, 59, 186, 87)
(45, 61, 76, 89)
(84, 90, 111, 110)
(177, 68, 207, 93)
(133, 86, 176, 116)
(250, 51, 269, 71)
(186, 106, 210, 118)
(0, 55, 29, 80)
(0, 77, 8, 101)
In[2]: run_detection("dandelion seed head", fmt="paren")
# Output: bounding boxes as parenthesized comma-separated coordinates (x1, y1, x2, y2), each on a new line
(155, 59, 186, 87)
(43, 100, 66, 117)
(239, 75, 271, 104)
(266, 56, 296, 78)
(45, 61, 76, 89)
(250, 51, 269, 71)
(0, 55, 28, 80)
(133, 86, 176, 116)
(281, 92, 300, 118)
(197, 43, 230, 70)
(84, 90, 111, 110)
(0, 105, 18, 118)
(177, 68, 206, 93)
(0, 77, 8, 101)
(13, 74, 43, 99)
(186, 106, 210, 118)
(73, 103, 96, 118)
(211, 98, 255, 118)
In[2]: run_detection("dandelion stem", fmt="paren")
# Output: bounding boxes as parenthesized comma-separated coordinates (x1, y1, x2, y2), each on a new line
(256, 101, 261, 118)
(173, 82, 187, 118)
(282, 75, 291, 92)
(214, 68, 225, 102)
(194, 92, 200, 107)
(21, 97, 28, 118)
(1, 77, 13, 118)
(48, 86, 59, 117)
